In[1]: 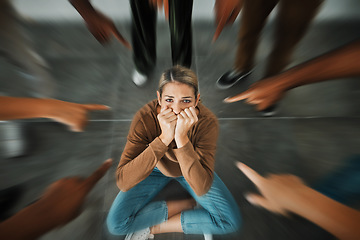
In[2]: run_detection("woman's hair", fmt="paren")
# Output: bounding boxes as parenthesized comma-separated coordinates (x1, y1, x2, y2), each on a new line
(158, 65, 199, 98)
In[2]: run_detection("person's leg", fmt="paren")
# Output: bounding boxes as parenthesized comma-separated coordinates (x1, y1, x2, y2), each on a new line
(264, 0, 323, 77)
(217, 0, 278, 89)
(106, 168, 171, 235)
(151, 173, 241, 235)
(130, 0, 157, 77)
(234, 0, 278, 72)
(0, 0, 56, 98)
(168, 0, 193, 68)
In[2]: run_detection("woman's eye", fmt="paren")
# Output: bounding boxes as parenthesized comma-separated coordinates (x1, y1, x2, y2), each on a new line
(183, 100, 191, 103)
(165, 99, 173, 103)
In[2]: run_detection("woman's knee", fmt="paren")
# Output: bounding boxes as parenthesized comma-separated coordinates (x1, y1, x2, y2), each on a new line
(106, 212, 132, 235)
(216, 216, 241, 234)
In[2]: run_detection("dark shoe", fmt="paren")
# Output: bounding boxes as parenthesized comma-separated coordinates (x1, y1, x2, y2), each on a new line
(258, 105, 277, 117)
(216, 70, 252, 89)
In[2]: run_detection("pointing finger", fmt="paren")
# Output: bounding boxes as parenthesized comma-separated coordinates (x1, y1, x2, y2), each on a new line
(213, 15, 227, 42)
(83, 104, 111, 111)
(83, 159, 113, 192)
(111, 25, 131, 49)
(164, 0, 169, 19)
(224, 91, 252, 103)
(235, 162, 264, 187)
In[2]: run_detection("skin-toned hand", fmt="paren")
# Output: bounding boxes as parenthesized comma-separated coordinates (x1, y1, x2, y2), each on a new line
(0, 97, 110, 132)
(44, 99, 110, 132)
(174, 107, 198, 148)
(236, 162, 360, 240)
(236, 162, 306, 215)
(0, 159, 113, 240)
(69, 0, 130, 48)
(213, 0, 243, 42)
(83, 10, 131, 47)
(224, 78, 287, 111)
(149, 0, 169, 19)
(157, 107, 177, 146)
(38, 158, 113, 225)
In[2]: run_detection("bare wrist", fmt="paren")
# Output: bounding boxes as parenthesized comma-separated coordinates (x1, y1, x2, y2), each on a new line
(175, 135, 189, 148)
(159, 135, 172, 146)
(282, 184, 313, 214)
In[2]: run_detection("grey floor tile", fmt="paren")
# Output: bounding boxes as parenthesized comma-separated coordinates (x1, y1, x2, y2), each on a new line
(292, 117, 360, 183)
(40, 210, 106, 240)
(1, 121, 113, 212)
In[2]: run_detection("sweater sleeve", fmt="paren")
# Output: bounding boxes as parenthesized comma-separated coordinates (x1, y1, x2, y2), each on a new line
(116, 115, 168, 191)
(173, 117, 219, 196)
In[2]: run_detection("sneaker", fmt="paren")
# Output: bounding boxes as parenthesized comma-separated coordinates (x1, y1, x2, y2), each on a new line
(125, 228, 154, 240)
(258, 104, 277, 117)
(204, 233, 213, 240)
(0, 121, 28, 158)
(132, 69, 148, 87)
(216, 70, 252, 89)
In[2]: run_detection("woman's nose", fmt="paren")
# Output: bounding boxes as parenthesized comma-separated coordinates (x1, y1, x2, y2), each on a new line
(172, 104, 182, 115)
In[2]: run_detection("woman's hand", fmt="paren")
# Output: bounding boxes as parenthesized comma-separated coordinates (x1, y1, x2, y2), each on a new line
(174, 107, 198, 148)
(157, 107, 177, 146)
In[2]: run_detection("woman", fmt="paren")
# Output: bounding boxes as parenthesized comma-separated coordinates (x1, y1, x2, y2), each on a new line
(107, 66, 241, 239)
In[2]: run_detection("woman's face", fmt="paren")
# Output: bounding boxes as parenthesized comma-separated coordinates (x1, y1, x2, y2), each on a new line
(157, 82, 200, 115)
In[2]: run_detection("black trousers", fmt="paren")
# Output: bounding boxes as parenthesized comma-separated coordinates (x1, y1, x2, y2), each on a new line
(130, 0, 193, 75)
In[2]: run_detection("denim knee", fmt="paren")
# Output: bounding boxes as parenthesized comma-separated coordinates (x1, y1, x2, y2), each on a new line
(215, 215, 241, 234)
(106, 213, 132, 235)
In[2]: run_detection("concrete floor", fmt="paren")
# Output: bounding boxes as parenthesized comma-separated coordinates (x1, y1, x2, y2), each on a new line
(1, 0, 360, 239)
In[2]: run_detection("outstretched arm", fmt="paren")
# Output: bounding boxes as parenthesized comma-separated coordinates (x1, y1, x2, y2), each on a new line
(0, 96, 109, 132)
(236, 162, 360, 240)
(213, 0, 243, 41)
(0, 159, 112, 240)
(69, 0, 130, 47)
(225, 40, 360, 110)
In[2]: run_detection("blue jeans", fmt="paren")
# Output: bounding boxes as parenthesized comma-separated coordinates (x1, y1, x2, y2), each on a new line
(314, 155, 360, 206)
(107, 168, 241, 235)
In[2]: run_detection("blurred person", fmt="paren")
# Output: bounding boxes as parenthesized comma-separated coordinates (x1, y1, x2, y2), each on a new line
(224, 40, 360, 111)
(106, 66, 241, 240)
(0, 0, 56, 98)
(0, 158, 113, 240)
(236, 162, 360, 240)
(214, 0, 323, 115)
(69, 0, 193, 87)
(129, 0, 193, 87)
(0, 0, 59, 158)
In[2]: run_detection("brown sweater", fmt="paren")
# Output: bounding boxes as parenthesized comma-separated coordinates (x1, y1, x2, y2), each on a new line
(116, 99, 219, 196)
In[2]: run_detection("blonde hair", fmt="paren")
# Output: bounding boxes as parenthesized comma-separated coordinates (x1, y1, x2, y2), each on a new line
(158, 65, 199, 98)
